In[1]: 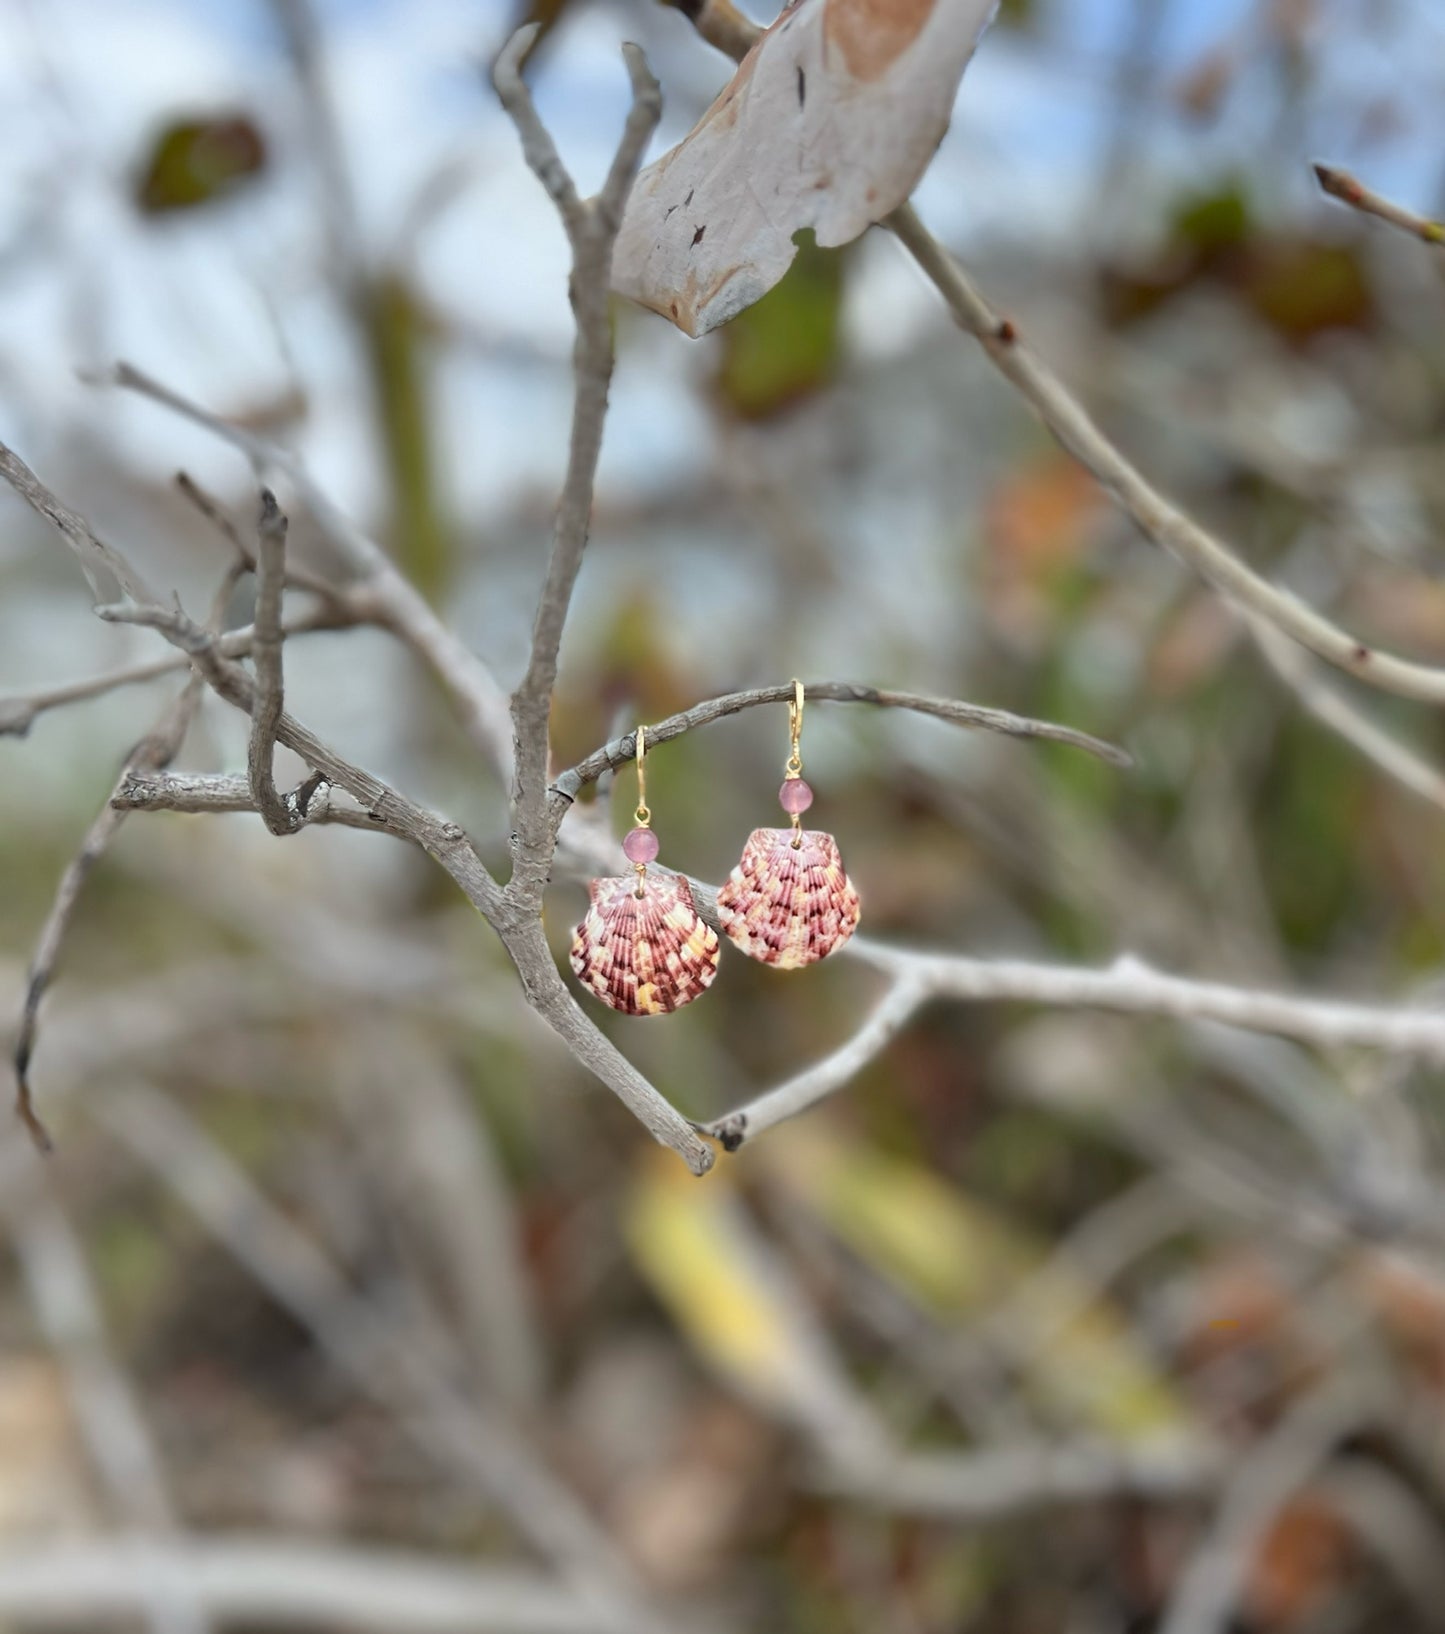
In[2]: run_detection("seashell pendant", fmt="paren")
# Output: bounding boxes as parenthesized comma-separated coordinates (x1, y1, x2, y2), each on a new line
(716, 827, 861, 969)
(570, 873, 721, 1016)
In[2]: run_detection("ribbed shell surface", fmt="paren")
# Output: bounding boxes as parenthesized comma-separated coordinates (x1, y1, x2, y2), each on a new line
(570, 874, 720, 1015)
(716, 828, 861, 969)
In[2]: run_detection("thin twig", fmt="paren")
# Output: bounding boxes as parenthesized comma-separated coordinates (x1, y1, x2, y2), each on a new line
(863, 943, 1445, 1063)
(11, 552, 251, 1146)
(817, 1435, 1217, 1520)
(94, 362, 516, 780)
(494, 26, 662, 902)
(705, 976, 929, 1150)
(0, 605, 361, 739)
(13, 682, 206, 1151)
(885, 202, 1445, 706)
(1314, 162, 1445, 248)
(551, 681, 1130, 819)
(0, 441, 158, 606)
(248, 489, 300, 834)
(175, 470, 345, 600)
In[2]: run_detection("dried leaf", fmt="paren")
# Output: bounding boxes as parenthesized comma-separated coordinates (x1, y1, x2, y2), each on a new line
(761, 1126, 1190, 1442)
(623, 1152, 857, 1428)
(135, 115, 266, 215)
(613, 0, 998, 336)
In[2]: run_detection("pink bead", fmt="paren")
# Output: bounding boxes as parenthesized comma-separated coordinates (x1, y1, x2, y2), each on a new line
(622, 826, 660, 864)
(779, 777, 814, 815)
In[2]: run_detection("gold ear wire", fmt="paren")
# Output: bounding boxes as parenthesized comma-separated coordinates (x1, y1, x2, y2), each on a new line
(634, 724, 651, 827)
(786, 678, 804, 778)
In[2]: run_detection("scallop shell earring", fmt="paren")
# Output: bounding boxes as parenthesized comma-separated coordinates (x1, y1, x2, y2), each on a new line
(717, 680, 861, 968)
(569, 725, 720, 1016)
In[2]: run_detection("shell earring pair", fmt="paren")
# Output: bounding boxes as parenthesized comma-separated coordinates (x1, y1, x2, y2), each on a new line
(569, 684, 861, 1016)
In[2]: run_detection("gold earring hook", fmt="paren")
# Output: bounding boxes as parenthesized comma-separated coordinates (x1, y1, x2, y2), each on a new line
(634, 724, 651, 828)
(785, 679, 804, 778)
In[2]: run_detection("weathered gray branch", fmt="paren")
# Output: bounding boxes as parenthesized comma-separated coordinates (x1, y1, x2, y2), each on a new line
(494, 27, 662, 903)
(704, 940, 1445, 1148)
(247, 490, 302, 834)
(2, 431, 713, 1173)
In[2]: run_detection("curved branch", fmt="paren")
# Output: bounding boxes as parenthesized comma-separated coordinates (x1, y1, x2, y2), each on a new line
(550, 681, 1130, 816)
(703, 937, 1445, 1149)
(705, 975, 929, 1150)
(886, 202, 1445, 706)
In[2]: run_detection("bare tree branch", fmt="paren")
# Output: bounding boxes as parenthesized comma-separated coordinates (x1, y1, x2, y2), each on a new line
(817, 1435, 1218, 1520)
(113, 769, 406, 836)
(0, 440, 159, 606)
(0, 1539, 603, 1633)
(11, 542, 259, 1148)
(701, 935, 1445, 1148)
(12, 679, 220, 1152)
(885, 201, 1445, 706)
(550, 681, 1130, 821)
(247, 489, 301, 834)
(1, 432, 714, 1171)
(491, 27, 585, 234)
(494, 27, 662, 902)
(1314, 162, 1445, 248)
(707, 976, 929, 1150)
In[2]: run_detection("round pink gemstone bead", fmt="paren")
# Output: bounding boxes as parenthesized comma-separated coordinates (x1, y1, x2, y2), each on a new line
(779, 777, 814, 815)
(622, 826, 660, 864)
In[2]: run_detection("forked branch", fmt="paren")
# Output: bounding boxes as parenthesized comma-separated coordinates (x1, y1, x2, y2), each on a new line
(493, 26, 662, 902)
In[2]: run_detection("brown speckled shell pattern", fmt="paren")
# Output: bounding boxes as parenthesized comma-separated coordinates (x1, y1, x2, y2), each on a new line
(716, 828, 861, 969)
(570, 874, 720, 1016)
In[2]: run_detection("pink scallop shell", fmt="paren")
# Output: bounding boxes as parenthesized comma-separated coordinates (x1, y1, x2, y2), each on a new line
(716, 828, 861, 969)
(569, 873, 720, 1015)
